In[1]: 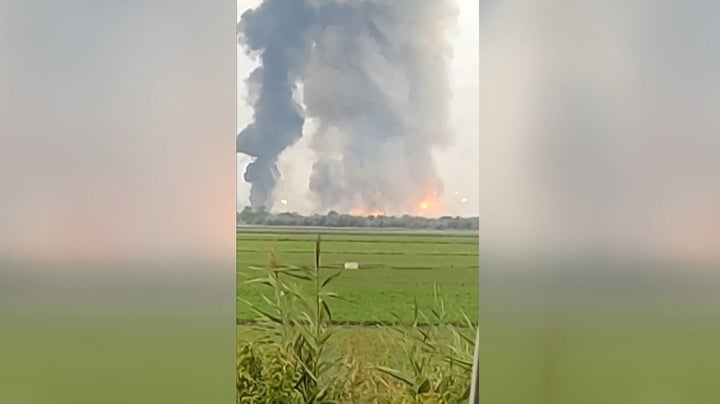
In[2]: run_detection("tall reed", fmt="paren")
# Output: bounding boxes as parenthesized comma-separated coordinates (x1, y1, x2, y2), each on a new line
(237, 235, 476, 403)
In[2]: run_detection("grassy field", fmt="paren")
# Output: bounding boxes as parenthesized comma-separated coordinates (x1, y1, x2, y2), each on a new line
(236, 227, 478, 324)
(236, 227, 478, 401)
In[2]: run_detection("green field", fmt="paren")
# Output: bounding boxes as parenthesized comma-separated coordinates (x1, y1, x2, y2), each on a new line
(236, 227, 479, 324)
(236, 227, 478, 401)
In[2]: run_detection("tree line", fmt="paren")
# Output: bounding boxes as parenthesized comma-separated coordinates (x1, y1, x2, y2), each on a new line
(237, 207, 479, 230)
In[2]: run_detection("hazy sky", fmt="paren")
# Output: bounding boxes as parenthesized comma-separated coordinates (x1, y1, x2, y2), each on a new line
(236, 0, 479, 216)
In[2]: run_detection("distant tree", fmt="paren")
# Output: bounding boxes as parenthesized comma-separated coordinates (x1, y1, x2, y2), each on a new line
(236, 206, 478, 230)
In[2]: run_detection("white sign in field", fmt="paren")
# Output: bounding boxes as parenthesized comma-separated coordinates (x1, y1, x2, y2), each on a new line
(344, 262, 359, 270)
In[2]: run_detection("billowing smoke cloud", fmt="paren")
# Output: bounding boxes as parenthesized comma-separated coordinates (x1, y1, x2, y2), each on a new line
(236, 0, 316, 210)
(237, 0, 457, 214)
(305, 0, 457, 214)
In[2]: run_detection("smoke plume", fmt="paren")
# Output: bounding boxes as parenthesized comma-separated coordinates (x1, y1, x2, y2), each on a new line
(236, 0, 316, 210)
(237, 0, 457, 214)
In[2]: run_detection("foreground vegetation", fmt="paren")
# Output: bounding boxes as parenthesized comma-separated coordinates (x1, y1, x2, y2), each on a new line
(236, 234, 477, 403)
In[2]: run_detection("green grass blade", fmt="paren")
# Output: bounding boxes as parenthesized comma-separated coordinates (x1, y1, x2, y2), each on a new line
(375, 366, 414, 387)
(321, 270, 342, 288)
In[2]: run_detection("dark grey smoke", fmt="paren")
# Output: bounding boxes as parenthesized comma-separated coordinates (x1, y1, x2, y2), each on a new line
(305, 1, 456, 214)
(237, 0, 316, 210)
(238, 0, 457, 214)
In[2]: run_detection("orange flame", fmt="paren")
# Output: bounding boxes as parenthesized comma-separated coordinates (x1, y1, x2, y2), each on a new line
(416, 192, 442, 216)
(346, 190, 443, 217)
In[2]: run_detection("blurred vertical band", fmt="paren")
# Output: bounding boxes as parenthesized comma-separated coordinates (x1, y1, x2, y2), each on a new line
(478, 1, 720, 402)
(0, 1, 236, 403)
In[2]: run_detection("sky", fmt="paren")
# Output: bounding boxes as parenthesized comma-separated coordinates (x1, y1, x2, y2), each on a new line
(236, 0, 480, 217)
